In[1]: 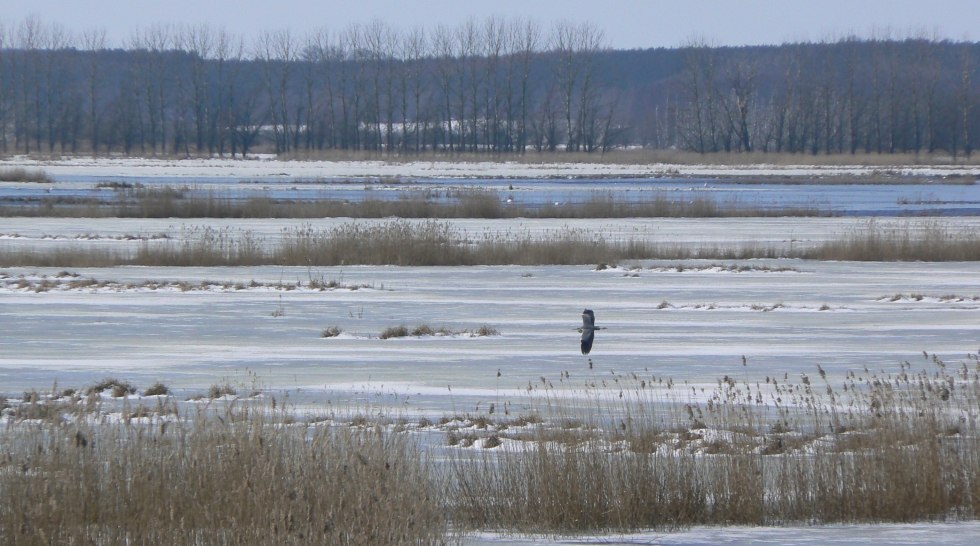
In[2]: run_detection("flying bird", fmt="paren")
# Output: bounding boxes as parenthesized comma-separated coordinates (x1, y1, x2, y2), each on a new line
(578, 309, 606, 355)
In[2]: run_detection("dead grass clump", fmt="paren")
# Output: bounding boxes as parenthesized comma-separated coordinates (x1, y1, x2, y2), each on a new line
(321, 326, 343, 338)
(85, 378, 137, 398)
(411, 324, 439, 336)
(380, 323, 499, 338)
(474, 324, 500, 336)
(379, 325, 410, 339)
(207, 383, 237, 399)
(0, 167, 53, 183)
(143, 382, 170, 396)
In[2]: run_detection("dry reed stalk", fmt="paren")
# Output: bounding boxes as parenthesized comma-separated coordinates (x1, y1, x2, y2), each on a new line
(0, 404, 447, 544)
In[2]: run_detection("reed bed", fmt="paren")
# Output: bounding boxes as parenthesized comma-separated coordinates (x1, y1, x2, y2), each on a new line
(801, 220, 980, 261)
(5, 219, 978, 267)
(0, 398, 448, 544)
(447, 357, 980, 533)
(0, 187, 824, 219)
(0, 221, 660, 267)
(2, 357, 978, 540)
(0, 167, 53, 183)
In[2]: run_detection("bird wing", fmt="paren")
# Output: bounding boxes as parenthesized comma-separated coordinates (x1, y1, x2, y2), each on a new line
(582, 309, 595, 329)
(581, 329, 595, 355)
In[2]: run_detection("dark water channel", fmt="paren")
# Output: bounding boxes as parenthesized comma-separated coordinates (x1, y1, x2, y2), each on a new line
(5, 174, 980, 216)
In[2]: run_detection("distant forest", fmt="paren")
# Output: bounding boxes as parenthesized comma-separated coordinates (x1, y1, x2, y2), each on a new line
(0, 16, 978, 157)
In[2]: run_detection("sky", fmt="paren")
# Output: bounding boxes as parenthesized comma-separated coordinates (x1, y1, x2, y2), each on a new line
(2, 0, 978, 50)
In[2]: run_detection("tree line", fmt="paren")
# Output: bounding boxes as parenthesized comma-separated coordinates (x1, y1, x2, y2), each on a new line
(0, 15, 977, 157)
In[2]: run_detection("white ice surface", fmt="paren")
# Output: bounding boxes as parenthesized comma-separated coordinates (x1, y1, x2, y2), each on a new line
(2, 158, 979, 544)
(464, 520, 980, 545)
(3, 256, 978, 414)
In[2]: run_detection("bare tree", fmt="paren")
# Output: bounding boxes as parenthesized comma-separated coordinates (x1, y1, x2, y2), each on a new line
(80, 27, 107, 155)
(957, 44, 974, 157)
(551, 22, 580, 151)
(181, 24, 215, 155)
(721, 54, 756, 152)
(255, 28, 298, 154)
(458, 20, 481, 152)
(336, 24, 367, 151)
(0, 22, 10, 151)
(507, 19, 540, 154)
(400, 26, 428, 153)
(129, 23, 175, 154)
(15, 15, 46, 153)
(213, 28, 245, 156)
(363, 20, 399, 153)
(483, 16, 505, 153)
(431, 24, 458, 152)
(679, 39, 721, 153)
(302, 27, 335, 151)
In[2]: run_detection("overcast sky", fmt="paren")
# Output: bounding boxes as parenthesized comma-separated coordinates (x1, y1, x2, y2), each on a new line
(3, 0, 978, 49)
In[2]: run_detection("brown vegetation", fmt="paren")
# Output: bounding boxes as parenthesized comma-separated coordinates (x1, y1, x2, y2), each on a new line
(0, 167, 53, 183)
(0, 403, 446, 543)
(0, 357, 977, 538)
(0, 187, 826, 219)
(448, 357, 980, 532)
(4, 220, 979, 268)
(801, 220, 980, 261)
(379, 323, 500, 339)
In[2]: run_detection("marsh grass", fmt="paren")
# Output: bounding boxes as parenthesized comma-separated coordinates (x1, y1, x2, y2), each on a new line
(5, 219, 979, 268)
(1, 358, 978, 538)
(380, 323, 500, 339)
(0, 167, 53, 183)
(802, 220, 980, 261)
(206, 383, 237, 399)
(85, 377, 137, 398)
(0, 187, 824, 219)
(0, 403, 447, 544)
(447, 358, 980, 532)
(143, 382, 170, 396)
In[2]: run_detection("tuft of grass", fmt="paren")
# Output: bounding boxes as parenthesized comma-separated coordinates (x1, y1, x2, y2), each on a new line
(379, 325, 410, 339)
(321, 326, 343, 338)
(143, 382, 170, 396)
(207, 383, 237, 399)
(380, 323, 499, 338)
(85, 378, 137, 398)
(474, 324, 500, 337)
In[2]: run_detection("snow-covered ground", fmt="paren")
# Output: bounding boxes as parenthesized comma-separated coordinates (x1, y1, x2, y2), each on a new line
(2, 157, 979, 543)
(3, 256, 978, 412)
(465, 521, 980, 545)
(3, 154, 980, 179)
